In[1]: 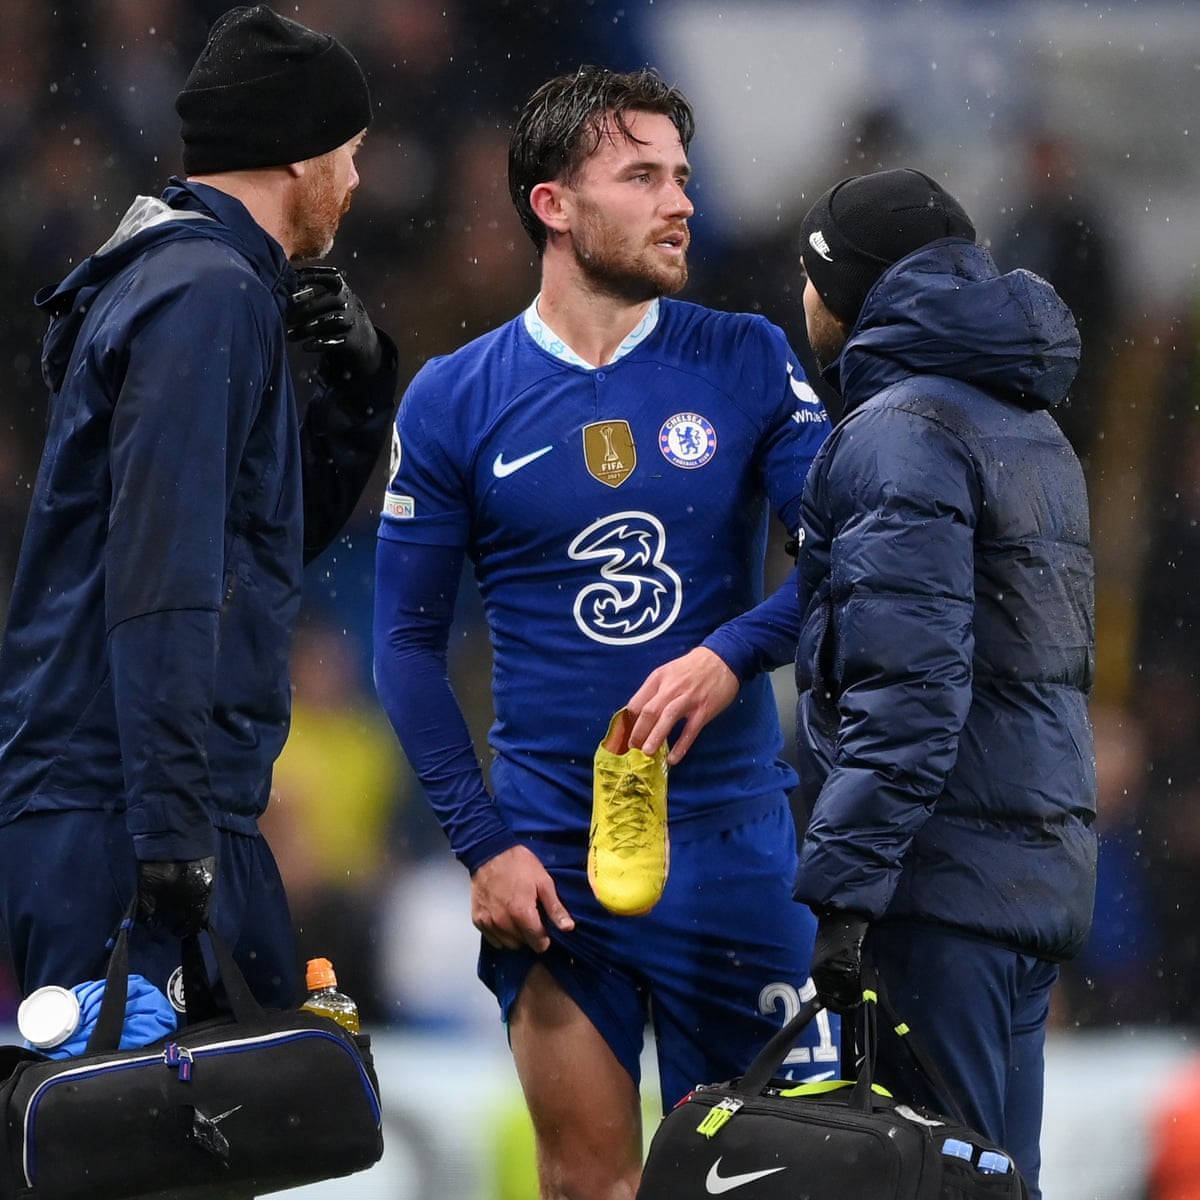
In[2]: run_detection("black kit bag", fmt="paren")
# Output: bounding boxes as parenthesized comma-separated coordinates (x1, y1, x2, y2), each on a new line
(0, 911, 383, 1200)
(638, 974, 1028, 1200)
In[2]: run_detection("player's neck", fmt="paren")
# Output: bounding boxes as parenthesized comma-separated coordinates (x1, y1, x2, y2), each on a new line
(537, 269, 655, 368)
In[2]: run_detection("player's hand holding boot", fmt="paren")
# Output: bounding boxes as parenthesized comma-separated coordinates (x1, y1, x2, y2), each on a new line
(588, 708, 669, 916)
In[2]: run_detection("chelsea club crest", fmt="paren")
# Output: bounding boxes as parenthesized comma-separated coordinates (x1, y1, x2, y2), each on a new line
(659, 412, 717, 469)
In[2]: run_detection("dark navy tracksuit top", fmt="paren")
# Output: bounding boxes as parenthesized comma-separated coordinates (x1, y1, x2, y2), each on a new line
(0, 180, 396, 862)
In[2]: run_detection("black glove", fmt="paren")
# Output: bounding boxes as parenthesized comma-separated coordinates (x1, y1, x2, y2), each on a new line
(811, 911, 870, 1013)
(136, 856, 216, 938)
(287, 265, 382, 377)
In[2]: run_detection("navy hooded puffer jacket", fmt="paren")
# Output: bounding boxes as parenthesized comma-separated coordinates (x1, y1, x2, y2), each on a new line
(793, 239, 1097, 961)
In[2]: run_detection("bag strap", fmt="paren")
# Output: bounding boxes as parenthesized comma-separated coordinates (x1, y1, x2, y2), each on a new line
(180, 922, 265, 1027)
(861, 966, 968, 1126)
(845, 985, 878, 1111)
(84, 905, 266, 1054)
(85, 904, 137, 1054)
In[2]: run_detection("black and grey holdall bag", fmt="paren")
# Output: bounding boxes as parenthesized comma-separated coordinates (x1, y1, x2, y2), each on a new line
(637, 976, 1028, 1199)
(0, 912, 383, 1200)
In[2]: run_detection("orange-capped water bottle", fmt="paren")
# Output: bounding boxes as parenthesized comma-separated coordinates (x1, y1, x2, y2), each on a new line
(300, 958, 360, 1034)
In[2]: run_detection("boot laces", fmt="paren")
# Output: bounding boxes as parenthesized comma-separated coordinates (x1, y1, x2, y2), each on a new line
(605, 770, 657, 858)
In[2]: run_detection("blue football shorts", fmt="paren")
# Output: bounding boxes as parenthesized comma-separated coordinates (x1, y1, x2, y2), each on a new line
(479, 802, 840, 1109)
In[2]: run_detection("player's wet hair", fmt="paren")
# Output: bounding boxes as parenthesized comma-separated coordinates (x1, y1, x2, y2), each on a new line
(509, 65, 695, 254)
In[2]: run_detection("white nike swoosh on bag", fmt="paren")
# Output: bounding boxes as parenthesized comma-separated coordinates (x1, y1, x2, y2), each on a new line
(492, 445, 554, 477)
(705, 1157, 788, 1194)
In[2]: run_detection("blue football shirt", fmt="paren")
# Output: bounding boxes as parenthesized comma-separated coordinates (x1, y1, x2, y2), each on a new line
(378, 297, 829, 843)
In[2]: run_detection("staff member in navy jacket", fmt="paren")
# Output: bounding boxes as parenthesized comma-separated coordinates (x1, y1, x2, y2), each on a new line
(792, 169, 1096, 1198)
(0, 6, 397, 1013)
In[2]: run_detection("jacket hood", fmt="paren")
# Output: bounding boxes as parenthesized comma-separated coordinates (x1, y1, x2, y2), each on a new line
(35, 179, 295, 391)
(832, 240, 1081, 413)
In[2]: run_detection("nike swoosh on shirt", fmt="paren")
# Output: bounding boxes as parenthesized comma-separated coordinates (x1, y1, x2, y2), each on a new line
(492, 446, 554, 477)
(705, 1157, 787, 1194)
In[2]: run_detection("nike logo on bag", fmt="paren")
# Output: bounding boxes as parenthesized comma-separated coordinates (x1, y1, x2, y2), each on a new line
(705, 1157, 787, 1194)
(493, 445, 553, 477)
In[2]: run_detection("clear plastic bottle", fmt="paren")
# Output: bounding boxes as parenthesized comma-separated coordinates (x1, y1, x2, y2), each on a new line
(300, 957, 360, 1034)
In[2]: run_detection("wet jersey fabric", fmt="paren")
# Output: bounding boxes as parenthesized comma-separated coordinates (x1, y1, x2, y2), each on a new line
(375, 297, 831, 867)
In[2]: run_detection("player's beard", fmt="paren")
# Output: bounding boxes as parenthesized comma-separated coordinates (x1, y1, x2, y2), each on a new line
(287, 157, 352, 261)
(571, 203, 689, 303)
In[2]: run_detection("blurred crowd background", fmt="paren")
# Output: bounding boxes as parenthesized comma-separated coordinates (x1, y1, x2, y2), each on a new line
(1, 0, 1197, 1092)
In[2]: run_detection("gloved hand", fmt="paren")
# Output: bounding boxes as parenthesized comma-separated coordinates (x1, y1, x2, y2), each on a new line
(135, 856, 216, 938)
(811, 911, 870, 1013)
(287, 265, 382, 377)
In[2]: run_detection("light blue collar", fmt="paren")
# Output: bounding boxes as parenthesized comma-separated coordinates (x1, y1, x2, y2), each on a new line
(523, 296, 660, 368)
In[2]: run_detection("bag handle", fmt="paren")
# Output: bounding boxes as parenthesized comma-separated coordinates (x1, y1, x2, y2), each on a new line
(734, 995, 824, 1098)
(180, 919, 265, 1028)
(85, 904, 265, 1055)
(735, 994, 884, 1114)
(734, 968, 967, 1123)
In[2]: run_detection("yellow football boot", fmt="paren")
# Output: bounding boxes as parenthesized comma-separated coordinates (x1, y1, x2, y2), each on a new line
(588, 708, 670, 916)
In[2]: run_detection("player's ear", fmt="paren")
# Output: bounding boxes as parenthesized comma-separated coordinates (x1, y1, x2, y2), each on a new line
(529, 181, 570, 238)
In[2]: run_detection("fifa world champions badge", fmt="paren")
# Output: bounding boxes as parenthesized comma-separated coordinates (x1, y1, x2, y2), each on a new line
(583, 419, 637, 488)
(659, 413, 716, 469)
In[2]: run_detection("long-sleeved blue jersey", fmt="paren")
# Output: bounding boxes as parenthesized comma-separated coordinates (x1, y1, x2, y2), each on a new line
(374, 297, 829, 869)
(0, 180, 396, 861)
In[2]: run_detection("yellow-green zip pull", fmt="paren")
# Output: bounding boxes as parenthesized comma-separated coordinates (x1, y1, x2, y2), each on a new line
(696, 1096, 744, 1139)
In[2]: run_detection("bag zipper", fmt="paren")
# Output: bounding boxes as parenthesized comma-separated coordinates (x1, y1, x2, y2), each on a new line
(174, 1029, 382, 1121)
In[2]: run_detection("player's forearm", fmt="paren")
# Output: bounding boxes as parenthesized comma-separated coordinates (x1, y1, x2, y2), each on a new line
(373, 536, 518, 870)
(701, 567, 802, 679)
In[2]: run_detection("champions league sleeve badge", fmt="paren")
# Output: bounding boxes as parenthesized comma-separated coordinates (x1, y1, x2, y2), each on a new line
(659, 412, 717, 469)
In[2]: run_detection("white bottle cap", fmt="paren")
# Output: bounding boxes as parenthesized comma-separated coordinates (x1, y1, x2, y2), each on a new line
(17, 985, 82, 1049)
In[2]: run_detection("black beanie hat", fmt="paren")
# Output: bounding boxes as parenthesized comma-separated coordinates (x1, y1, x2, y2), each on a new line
(176, 5, 371, 174)
(798, 168, 976, 324)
